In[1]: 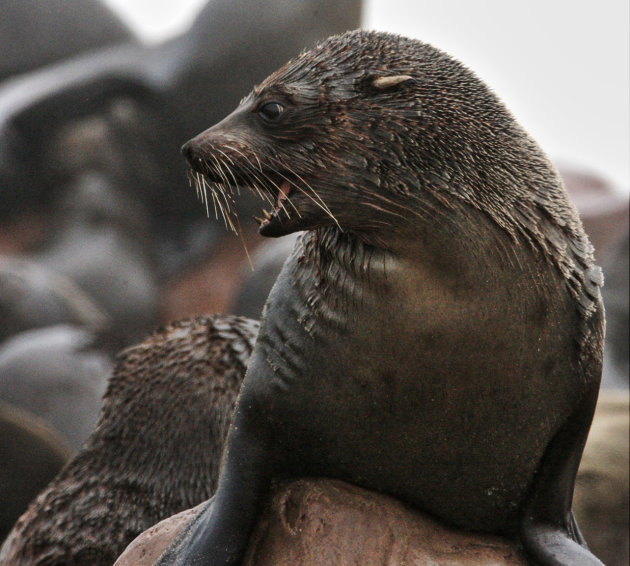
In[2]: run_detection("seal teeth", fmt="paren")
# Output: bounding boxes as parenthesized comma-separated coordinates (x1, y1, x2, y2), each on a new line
(278, 180, 292, 203)
(263, 209, 273, 220)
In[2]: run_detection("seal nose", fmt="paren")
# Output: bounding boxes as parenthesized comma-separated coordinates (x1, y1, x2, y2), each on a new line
(181, 140, 195, 161)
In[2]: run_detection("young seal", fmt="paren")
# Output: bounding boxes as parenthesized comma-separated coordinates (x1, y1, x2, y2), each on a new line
(168, 30, 605, 566)
(0, 315, 258, 566)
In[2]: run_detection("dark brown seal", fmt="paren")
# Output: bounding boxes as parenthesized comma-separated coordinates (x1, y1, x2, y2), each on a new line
(168, 30, 605, 566)
(0, 315, 258, 566)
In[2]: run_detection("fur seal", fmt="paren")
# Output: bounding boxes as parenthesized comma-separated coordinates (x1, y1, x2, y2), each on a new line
(233, 233, 299, 319)
(169, 30, 605, 566)
(0, 315, 258, 565)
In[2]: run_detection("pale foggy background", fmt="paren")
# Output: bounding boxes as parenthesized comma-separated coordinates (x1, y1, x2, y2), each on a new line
(103, 0, 629, 193)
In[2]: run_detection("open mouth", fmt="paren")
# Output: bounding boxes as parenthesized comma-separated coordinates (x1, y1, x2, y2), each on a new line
(187, 156, 302, 236)
(254, 178, 296, 230)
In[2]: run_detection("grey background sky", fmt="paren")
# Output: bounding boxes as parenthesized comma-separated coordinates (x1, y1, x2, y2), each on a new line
(104, 0, 629, 192)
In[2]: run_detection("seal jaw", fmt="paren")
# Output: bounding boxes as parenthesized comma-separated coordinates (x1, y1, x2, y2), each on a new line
(255, 178, 325, 237)
(256, 179, 296, 236)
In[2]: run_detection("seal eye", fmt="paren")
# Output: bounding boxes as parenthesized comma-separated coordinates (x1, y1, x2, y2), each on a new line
(258, 102, 284, 122)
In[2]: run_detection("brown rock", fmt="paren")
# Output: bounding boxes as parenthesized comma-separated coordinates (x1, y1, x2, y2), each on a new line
(117, 479, 530, 566)
(114, 504, 206, 566)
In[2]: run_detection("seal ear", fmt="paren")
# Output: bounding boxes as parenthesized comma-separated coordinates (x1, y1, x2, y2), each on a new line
(370, 75, 414, 91)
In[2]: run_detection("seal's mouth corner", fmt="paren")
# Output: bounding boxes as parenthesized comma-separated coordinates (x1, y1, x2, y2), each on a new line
(255, 179, 295, 232)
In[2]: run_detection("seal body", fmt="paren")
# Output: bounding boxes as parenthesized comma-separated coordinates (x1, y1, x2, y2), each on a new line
(168, 30, 605, 566)
(0, 255, 107, 342)
(0, 0, 132, 82)
(246, 223, 579, 532)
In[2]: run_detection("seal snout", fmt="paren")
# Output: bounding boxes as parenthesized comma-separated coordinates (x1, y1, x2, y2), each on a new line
(181, 138, 208, 176)
(180, 139, 196, 162)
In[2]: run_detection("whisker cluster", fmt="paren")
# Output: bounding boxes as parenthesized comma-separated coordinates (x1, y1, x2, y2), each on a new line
(187, 146, 341, 238)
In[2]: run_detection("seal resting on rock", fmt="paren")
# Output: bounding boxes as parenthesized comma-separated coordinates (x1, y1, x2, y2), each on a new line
(170, 30, 605, 566)
(0, 315, 258, 565)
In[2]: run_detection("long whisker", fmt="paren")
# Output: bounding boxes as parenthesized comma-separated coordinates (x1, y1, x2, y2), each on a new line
(208, 155, 239, 232)
(228, 154, 291, 219)
(199, 174, 211, 218)
(224, 149, 275, 207)
(215, 149, 242, 195)
(186, 143, 351, 246)
(223, 145, 276, 206)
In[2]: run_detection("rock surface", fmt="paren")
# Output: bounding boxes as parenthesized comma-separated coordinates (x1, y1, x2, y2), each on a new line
(113, 504, 206, 566)
(116, 479, 530, 566)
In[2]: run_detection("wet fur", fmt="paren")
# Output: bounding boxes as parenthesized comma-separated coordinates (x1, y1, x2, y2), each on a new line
(172, 30, 604, 566)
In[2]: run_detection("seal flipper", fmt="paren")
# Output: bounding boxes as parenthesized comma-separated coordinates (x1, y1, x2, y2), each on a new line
(154, 497, 215, 565)
(156, 410, 275, 566)
(520, 385, 605, 566)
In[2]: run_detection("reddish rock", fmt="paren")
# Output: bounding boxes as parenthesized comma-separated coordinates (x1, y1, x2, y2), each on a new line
(116, 479, 530, 566)
(114, 504, 205, 566)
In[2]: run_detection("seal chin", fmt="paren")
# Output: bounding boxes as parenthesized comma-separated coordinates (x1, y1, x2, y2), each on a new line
(258, 214, 304, 237)
(255, 179, 313, 237)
